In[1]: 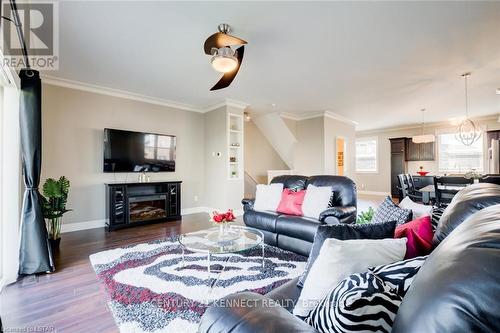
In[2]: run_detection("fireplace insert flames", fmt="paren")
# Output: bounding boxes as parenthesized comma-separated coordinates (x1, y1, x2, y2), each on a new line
(129, 195, 167, 223)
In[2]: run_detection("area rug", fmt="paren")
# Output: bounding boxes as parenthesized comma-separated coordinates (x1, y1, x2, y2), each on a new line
(89, 237, 307, 333)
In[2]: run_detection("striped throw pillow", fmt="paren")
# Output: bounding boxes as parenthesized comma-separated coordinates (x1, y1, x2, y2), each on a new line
(369, 255, 428, 297)
(305, 271, 401, 333)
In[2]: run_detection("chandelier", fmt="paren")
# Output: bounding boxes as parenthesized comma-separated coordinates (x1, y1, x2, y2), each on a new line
(456, 73, 481, 146)
(412, 108, 435, 143)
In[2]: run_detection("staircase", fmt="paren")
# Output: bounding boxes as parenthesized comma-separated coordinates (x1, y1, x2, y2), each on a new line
(252, 113, 296, 168)
(244, 171, 258, 199)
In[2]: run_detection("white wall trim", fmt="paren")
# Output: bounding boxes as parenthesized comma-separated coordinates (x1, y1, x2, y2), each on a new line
(279, 110, 358, 126)
(358, 190, 391, 196)
(60, 207, 215, 233)
(61, 219, 107, 233)
(41, 75, 251, 115)
(357, 115, 499, 134)
(203, 98, 249, 113)
(324, 110, 359, 126)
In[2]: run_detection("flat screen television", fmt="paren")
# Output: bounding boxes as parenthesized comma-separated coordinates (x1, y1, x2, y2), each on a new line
(103, 128, 176, 172)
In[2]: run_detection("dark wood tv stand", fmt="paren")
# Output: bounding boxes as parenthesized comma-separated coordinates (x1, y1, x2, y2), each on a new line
(105, 181, 181, 231)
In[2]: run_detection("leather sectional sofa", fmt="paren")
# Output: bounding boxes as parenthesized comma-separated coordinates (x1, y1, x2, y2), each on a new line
(242, 175, 357, 256)
(200, 183, 500, 333)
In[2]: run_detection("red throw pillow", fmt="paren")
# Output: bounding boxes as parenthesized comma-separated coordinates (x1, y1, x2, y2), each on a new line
(276, 189, 306, 216)
(395, 215, 434, 259)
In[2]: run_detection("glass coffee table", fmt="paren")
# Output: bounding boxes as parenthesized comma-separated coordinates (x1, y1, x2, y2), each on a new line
(178, 225, 265, 274)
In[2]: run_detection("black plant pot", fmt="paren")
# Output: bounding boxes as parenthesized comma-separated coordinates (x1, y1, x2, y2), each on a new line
(49, 238, 61, 250)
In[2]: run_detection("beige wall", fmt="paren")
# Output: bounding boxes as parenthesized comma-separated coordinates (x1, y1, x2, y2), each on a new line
(42, 84, 206, 225)
(244, 120, 288, 184)
(353, 117, 500, 193)
(203, 105, 245, 211)
(324, 116, 356, 178)
(293, 117, 325, 176)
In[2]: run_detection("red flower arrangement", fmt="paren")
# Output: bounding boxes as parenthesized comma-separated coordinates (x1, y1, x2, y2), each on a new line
(211, 209, 236, 223)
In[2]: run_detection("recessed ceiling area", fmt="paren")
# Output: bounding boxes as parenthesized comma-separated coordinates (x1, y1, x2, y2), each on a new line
(48, 1, 500, 130)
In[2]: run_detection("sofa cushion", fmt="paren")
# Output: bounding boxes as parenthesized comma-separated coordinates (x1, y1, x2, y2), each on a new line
(307, 175, 357, 207)
(297, 221, 397, 287)
(369, 255, 427, 297)
(305, 271, 402, 333)
(270, 175, 308, 191)
(276, 215, 321, 242)
(395, 215, 434, 259)
(293, 237, 406, 317)
(399, 196, 433, 218)
(243, 210, 280, 233)
(372, 196, 412, 225)
(254, 183, 284, 212)
(302, 184, 332, 219)
(392, 204, 500, 333)
(276, 189, 306, 216)
(433, 183, 500, 246)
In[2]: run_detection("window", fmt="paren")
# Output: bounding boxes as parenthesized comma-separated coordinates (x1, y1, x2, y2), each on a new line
(355, 137, 378, 173)
(438, 132, 484, 173)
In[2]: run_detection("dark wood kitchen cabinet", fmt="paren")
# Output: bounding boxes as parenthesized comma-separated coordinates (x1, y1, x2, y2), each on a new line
(390, 138, 407, 197)
(405, 139, 435, 161)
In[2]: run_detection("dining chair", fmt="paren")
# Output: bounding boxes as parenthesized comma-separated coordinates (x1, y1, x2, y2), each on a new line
(398, 174, 424, 203)
(479, 175, 500, 185)
(434, 176, 473, 207)
(405, 174, 424, 202)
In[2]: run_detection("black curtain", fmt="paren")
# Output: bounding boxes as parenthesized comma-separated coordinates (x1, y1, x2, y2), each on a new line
(18, 69, 54, 274)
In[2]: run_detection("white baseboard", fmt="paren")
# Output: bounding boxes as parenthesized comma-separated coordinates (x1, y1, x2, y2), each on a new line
(61, 219, 107, 233)
(60, 207, 212, 233)
(358, 190, 391, 196)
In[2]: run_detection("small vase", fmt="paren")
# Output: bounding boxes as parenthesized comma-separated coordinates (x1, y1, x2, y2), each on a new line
(218, 222, 227, 240)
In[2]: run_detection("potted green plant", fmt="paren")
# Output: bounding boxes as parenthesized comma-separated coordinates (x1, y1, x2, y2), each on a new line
(41, 176, 71, 249)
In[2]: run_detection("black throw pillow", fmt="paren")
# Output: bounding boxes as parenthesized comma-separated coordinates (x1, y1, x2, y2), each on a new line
(297, 220, 397, 287)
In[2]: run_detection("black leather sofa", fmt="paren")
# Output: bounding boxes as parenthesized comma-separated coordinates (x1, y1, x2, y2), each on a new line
(242, 175, 357, 256)
(199, 183, 500, 333)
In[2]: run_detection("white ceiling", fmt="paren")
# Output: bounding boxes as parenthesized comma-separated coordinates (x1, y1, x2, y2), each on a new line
(48, 1, 500, 130)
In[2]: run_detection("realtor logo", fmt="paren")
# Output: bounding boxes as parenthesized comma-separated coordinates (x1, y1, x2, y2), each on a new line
(1, 0, 59, 70)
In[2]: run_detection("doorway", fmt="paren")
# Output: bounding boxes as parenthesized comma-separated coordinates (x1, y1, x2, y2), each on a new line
(336, 137, 346, 176)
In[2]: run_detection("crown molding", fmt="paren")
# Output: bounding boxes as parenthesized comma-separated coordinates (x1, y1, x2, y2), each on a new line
(357, 114, 499, 134)
(280, 110, 358, 126)
(41, 75, 252, 114)
(41, 75, 204, 112)
(203, 98, 249, 112)
(324, 110, 359, 126)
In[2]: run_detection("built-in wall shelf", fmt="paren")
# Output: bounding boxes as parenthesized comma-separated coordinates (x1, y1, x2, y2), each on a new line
(228, 113, 244, 180)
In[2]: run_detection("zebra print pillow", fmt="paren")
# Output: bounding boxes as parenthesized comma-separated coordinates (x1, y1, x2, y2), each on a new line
(305, 271, 401, 333)
(369, 255, 428, 297)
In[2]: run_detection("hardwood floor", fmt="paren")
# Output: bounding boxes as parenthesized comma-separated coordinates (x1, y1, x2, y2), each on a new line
(0, 195, 382, 332)
(0, 213, 221, 333)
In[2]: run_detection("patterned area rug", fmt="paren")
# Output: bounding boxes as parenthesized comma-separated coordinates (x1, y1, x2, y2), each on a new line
(89, 237, 306, 333)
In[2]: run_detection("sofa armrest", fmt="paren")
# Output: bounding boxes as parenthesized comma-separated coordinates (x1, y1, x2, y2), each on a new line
(199, 292, 317, 333)
(242, 198, 255, 212)
(319, 206, 357, 224)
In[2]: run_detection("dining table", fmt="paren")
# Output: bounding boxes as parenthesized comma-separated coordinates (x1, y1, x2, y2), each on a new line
(418, 184, 469, 204)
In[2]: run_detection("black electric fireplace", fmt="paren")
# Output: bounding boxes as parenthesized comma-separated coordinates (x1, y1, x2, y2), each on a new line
(129, 194, 167, 223)
(105, 181, 181, 231)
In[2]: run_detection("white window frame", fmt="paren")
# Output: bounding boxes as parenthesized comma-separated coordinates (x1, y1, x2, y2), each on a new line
(355, 136, 378, 174)
(436, 127, 486, 174)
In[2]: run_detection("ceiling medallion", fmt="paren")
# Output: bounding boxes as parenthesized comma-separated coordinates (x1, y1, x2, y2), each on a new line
(456, 73, 481, 146)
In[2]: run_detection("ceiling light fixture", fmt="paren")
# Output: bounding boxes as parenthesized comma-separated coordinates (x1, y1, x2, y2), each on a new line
(210, 47, 238, 73)
(412, 109, 435, 143)
(456, 72, 481, 146)
(496, 88, 500, 95)
(244, 112, 251, 122)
